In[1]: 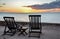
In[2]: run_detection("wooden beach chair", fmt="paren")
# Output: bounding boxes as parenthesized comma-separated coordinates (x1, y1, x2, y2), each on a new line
(3, 17, 18, 36)
(29, 15, 42, 38)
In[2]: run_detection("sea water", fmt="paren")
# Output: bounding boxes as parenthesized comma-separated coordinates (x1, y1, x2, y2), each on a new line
(0, 12, 60, 23)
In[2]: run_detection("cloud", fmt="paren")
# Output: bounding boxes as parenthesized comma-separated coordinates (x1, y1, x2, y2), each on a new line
(24, 1, 60, 9)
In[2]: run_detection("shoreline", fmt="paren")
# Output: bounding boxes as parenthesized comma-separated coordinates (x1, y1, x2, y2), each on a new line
(0, 21, 60, 26)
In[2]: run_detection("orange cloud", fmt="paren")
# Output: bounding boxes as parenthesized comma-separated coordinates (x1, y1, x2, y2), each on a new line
(0, 7, 32, 13)
(31, 9, 48, 12)
(0, 7, 22, 12)
(47, 8, 60, 12)
(31, 8, 60, 13)
(0, 6, 60, 13)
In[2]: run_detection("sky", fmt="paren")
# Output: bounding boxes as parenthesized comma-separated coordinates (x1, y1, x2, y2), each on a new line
(0, 0, 60, 13)
(0, 0, 56, 6)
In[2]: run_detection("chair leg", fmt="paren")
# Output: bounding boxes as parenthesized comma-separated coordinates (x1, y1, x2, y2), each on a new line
(18, 31, 25, 36)
(40, 31, 42, 34)
(25, 32, 28, 35)
(38, 33, 40, 38)
(29, 31, 31, 37)
(3, 26, 7, 35)
(40, 25, 42, 34)
(10, 30, 16, 36)
(29, 32, 30, 37)
(2, 31, 6, 35)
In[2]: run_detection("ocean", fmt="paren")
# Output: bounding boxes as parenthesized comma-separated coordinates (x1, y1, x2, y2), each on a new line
(0, 12, 60, 23)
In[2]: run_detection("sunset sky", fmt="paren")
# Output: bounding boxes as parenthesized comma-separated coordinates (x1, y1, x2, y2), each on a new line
(0, 0, 60, 13)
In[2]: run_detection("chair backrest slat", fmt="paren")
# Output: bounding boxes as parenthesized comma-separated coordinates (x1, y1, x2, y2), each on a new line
(29, 15, 41, 29)
(3, 17, 16, 30)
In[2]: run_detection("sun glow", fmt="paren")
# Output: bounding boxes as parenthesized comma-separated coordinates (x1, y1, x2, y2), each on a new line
(0, 6, 60, 13)
(0, 6, 33, 13)
(20, 7, 32, 13)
